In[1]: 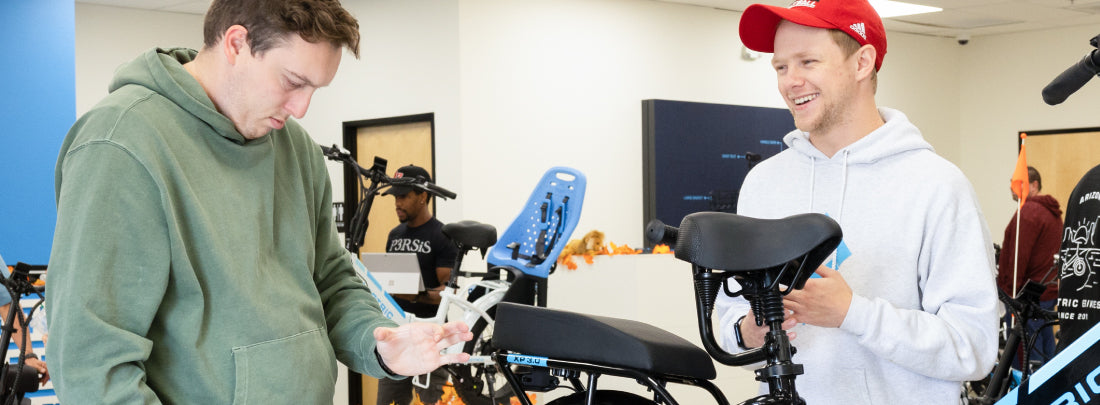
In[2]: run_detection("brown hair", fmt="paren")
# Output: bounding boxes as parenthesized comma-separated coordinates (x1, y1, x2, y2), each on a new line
(203, 0, 360, 58)
(829, 29, 877, 92)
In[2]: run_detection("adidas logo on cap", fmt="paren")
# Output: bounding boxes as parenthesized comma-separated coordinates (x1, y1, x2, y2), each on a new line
(850, 22, 867, 40)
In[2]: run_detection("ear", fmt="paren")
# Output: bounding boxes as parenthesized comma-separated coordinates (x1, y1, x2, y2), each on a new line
(854, 44, 876, 81)
(221, 25, 250, 65)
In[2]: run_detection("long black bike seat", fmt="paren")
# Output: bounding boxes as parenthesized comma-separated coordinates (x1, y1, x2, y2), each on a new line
(675, 212, 842, 273)
(443, 220, 498, 252)
(493, 302, 716, 380)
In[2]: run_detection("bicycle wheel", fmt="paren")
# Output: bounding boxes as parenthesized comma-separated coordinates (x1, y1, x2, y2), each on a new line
(452, 317, 516, 405)
(545, 390, 660, 405)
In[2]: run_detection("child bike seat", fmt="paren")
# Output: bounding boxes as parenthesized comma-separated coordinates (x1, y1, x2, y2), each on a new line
(675, 212, 841, 274)
(493, 302, 716, 380)
(442, 220, 498, 253)
(486, 167, 586, 278)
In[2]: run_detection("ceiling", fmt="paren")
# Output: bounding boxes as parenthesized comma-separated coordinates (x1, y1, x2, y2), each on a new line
(77, 0, 1100, 39)
(660, 0, 1100, 39)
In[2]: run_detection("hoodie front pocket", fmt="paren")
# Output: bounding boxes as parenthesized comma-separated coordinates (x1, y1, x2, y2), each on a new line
(231, 327, 337, 405)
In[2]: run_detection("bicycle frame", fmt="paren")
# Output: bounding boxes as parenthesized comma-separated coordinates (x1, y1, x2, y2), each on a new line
(352, 256, 507, 362)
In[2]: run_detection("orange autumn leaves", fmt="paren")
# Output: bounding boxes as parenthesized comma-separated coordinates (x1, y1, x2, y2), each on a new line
(555, 230, 672, 270)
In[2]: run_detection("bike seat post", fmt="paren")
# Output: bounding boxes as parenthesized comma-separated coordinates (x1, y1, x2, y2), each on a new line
(447, 243, 469, 290)
(746, 281, 805, 404)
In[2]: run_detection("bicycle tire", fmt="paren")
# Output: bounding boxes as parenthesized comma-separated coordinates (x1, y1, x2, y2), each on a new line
(545, 390, 660, 405)
(452, 316, 516, 405)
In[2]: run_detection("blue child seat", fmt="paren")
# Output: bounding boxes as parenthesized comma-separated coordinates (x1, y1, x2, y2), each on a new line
(486, 167, 586, 278)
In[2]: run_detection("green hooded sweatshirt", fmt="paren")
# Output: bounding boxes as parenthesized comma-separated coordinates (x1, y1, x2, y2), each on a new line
(47, 48, 398, 404)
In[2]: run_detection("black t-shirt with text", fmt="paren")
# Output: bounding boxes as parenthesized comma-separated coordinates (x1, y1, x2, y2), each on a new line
(386, 217, 458, 315)
(1058, 164, 1100, 352)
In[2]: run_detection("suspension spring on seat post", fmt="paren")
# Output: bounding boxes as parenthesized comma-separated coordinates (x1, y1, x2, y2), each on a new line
(693, 269, 725, 314)
(755, 290, 785, 326)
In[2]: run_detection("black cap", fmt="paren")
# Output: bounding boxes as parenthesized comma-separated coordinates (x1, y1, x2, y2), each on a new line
(383, 165, 432, 196)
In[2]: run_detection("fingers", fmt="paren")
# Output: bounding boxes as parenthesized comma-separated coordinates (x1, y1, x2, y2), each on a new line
(815, 265, 839, 278)
(441, 321, 470, 335)
(28, 359, 46, 374)
(440, 352, 471, 365)
(781, 315, 798, 330)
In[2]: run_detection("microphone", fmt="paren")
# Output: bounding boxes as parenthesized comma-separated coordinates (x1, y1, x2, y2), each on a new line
(645, 219, 679, 247)
(1042, 34, 1100, 105)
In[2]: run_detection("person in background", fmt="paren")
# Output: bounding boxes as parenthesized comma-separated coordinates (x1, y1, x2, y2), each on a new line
(376, 164, 458, 405)
(998, 166, 1062, 368)
(0, 254, 48, 386)
(716, 1, 998, 403)
(46, 1, 470, 402)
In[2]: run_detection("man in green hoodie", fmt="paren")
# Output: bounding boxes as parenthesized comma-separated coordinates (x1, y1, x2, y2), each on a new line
(46, 1, 472, 403)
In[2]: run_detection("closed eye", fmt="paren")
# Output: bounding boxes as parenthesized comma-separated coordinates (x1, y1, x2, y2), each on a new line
(284, 78, 304, 90)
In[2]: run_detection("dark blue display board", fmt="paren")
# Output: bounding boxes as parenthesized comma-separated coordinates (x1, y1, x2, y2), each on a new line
(642, 99, 794, 246)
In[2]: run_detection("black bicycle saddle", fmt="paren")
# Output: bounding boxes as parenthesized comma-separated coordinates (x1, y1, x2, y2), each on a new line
(493, 302, 716, 380)
(442, 220, 498, 252)
(674, 212, 842, 275)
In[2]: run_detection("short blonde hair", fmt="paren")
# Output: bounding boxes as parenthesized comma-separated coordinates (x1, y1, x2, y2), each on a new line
(829, 29, 877, 92)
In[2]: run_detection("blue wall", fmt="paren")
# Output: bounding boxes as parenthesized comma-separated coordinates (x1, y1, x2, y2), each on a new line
(0, 1, 75, 264)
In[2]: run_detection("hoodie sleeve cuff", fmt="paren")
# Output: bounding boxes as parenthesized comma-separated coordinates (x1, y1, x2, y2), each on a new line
(839, 293, 872, 336)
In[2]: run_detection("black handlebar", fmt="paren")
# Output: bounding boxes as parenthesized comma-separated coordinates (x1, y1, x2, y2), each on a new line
(644, 219, 678, 247)
(323, 144, 455, 200)
(321, 144, 457, 253)
(388, 177, 457, 200)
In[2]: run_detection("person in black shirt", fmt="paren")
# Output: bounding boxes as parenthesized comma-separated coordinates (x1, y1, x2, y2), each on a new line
(377, 164, 457, 405)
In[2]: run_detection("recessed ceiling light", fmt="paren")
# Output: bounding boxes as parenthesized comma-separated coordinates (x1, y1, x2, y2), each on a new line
(869, 0, 942, 18)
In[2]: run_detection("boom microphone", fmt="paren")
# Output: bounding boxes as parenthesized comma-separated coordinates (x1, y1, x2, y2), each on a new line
(1042, 34, 1100, 106)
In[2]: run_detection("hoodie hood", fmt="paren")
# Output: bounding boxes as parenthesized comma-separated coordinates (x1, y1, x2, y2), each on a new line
(109, 48, 247, 144)
(782, 107, 932, 164)
(780, 107, 931, 225)
(1028, 194, 1063, 218)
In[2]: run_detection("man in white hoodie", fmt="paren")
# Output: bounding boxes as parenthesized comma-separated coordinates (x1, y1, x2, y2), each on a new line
(717, 1, 999, 403)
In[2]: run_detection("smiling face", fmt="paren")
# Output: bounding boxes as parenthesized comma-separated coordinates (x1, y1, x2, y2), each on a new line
(771, 21, 859, 137)
(221, 31, 342, 139)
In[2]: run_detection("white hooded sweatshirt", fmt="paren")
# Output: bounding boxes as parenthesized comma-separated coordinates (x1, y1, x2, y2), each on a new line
(716, 107, 998, 404)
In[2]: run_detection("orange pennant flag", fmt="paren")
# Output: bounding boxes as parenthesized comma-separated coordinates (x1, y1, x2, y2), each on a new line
(1010, 133, 1029, 205)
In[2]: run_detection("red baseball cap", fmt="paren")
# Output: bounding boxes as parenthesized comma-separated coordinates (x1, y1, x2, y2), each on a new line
(739, 0, 887, 71)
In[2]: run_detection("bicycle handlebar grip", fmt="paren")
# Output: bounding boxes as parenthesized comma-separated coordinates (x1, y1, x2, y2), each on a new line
(645, 219, 678, 246)
(426, 182, 457, 200)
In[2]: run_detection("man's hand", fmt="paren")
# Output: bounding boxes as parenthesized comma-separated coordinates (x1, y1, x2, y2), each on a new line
(25, 357, 49, 385)
(740, 309, 798, 349)
(783, 266, 853, 328)
(374, 321, 474, 376)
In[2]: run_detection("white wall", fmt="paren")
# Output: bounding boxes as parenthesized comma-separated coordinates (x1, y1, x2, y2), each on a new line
(74, 4, 204, 115)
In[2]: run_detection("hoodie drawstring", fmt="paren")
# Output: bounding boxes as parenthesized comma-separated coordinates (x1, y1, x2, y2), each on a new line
(809, 156, 816, 213)
(810, 150, 850, 269)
